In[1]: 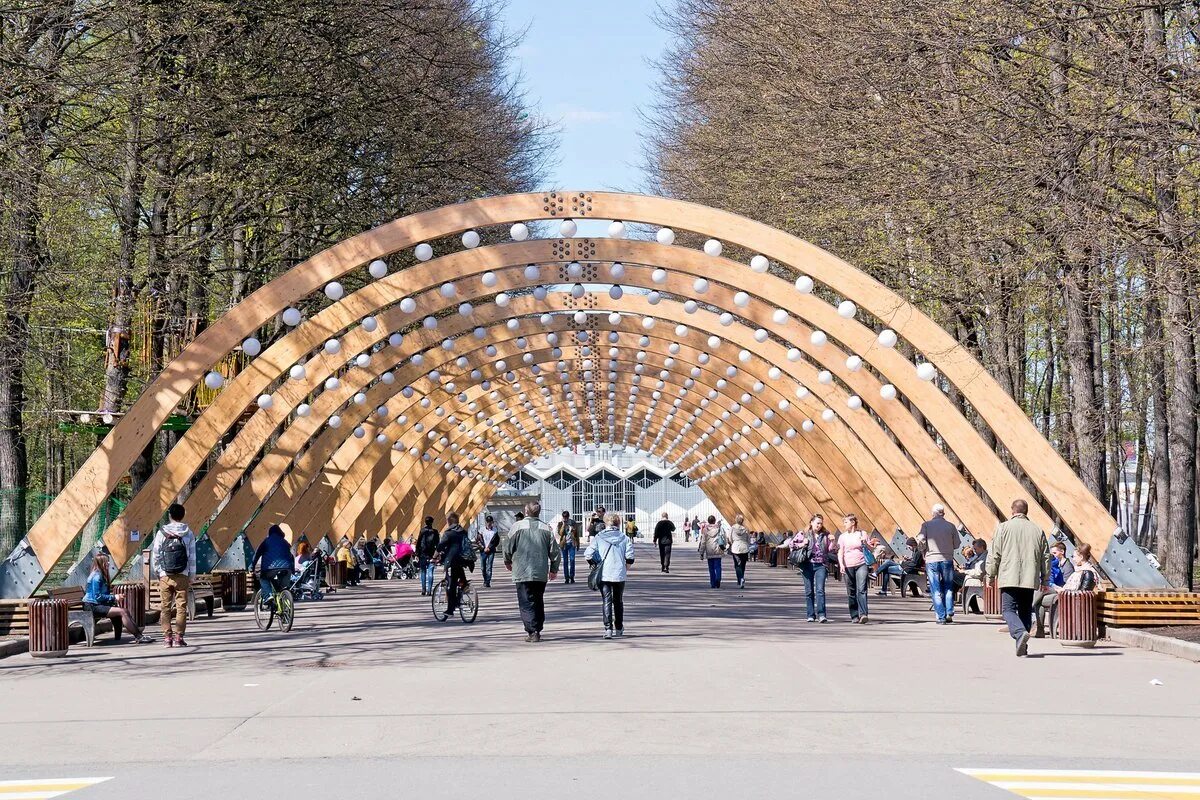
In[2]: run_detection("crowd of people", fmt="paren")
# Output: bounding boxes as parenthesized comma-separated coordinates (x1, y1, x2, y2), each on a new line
(85, 493, 1095, 658)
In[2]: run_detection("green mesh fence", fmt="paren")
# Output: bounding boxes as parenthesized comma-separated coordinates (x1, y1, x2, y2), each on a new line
(0, 490, 128, 588)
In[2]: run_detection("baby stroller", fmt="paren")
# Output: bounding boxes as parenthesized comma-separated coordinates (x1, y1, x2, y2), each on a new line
(290, 556, 325, 601)
(388, 541, 418, 580)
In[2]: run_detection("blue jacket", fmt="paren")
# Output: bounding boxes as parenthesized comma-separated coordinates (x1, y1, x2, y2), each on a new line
(253, 532, 295, 572)
(83, 569, 116, 606)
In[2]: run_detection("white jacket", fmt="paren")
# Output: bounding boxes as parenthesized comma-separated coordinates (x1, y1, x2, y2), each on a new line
(584, 528, 634, 582)
(150, 521, 197, 578)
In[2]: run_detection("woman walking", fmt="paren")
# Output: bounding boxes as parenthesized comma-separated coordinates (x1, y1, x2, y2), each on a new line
(837, 513, 872, 623)
(793, 515, 836, 622)
(584, 513, 636, 638)
(729, 514, 751, 588)
(698, 515, 727, 588)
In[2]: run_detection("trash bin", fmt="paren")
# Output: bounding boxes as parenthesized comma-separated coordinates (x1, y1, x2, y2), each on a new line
(1056, 590, 1099, 647)
(114, 582, 145, 629)
(983, 583, 1001, 618)
(219, 570, 249, 609)
(29, 598, 70, 658)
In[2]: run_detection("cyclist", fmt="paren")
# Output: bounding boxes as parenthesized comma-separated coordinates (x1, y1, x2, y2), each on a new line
(434, 512, 473, 615)
(252, 524, 296, 600)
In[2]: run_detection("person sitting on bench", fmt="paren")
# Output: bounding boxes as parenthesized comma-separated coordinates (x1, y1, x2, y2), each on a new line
(1035, 543, 1098, 637)
(83, 552, 153, 644)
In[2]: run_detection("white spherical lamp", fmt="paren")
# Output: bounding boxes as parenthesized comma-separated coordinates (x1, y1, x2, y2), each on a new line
(256, 394, 274, 410)
(422, 316, 437, 330)
(772, 309, 789, 325)
(570, 283, 585, 299)
(795, 276, 814, 294)
(733, 291, 750, 307)
(647, 291, 662, 305)
(651, 268, 668, 284)
(523, 264, 540, 281)
(361, 316, 378, 332)
(495, 292, 511, 307)
(656, 227, 676, 245)
(399, 297, 416, 314)
(481, 271, 498, 288)
(718, 312, 734, 326)
(439, 282, 456, 298)
(296, 403, 312, 417)
(609, 262, 626, 279)
(324, 281, 344, 301)
(353, 426, 366, 439)
(838, 300, 857, 319)
(750, 254, 769, 273)
(847, 395, 863, 410)
(693, 278, 709, 293)
(880, 383, 898, 400)
(608, 312, 622, 325)
(703, 238, 723, 257)
(281, 307, 302, 327)
(355, 353, 371, 368)
(810, 330, 828, 346)
(754, 328, 769, 343)
(560, 218, 578, 237)
(878, 328, 898, 348)
(802, 419, 815, 432)
(414, 243, 433, 261)
(368, 259, 388, 279)
(461, 230, 480, 249)
(786, 348, 801, 362)
(821, 408, 836, 422)
(916, 362, 937, 382)
(818, 370, 833, 384)
(609, 285, 623, 300)
(846, 354, 863, 371)
(289, 364, 306, 381)
(324, 377, 340, 391)
(567, 261, 583, 278)
(608, 220, 626, 239)
(324, 339, 341, 355)
(510, 222, 530, 241)
(328, 415, 341, 429)
(203, 372, 224, 390)
(242, 337, 262, 357)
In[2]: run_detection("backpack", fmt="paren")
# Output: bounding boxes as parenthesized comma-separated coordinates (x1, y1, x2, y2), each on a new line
(160, 532, 188, 574)
(458, 533, 477, 564)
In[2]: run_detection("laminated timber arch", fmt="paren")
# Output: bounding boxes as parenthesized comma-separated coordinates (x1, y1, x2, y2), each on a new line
(9, 191, 1126, 596)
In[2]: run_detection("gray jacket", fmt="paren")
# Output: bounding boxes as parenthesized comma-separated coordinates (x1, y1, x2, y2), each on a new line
(503, 517, 561, 584)
(918, 517, 958, 564)
(986, 514, 1050, 590)
(150, 521, 197, 579)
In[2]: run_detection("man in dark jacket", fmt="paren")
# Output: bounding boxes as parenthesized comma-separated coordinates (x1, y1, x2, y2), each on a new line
(415, 517, 440, 596)
(435, 512, 472, 615)
(653, 512, 676, 573)
(252, 524, 296, 600)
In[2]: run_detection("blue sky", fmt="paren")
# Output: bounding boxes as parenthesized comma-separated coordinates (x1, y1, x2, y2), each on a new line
(502, 0, 670, 193)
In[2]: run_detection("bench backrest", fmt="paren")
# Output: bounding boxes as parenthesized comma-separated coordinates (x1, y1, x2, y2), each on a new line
(48, 586, 85, 606)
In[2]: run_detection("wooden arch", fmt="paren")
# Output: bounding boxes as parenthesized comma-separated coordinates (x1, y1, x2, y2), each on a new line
(12, 191, 1119, 595)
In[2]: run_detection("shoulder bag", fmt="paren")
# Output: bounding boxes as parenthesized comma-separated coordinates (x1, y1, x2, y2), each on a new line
(588, 538, 616, 591)
(860, 534, 876, 567)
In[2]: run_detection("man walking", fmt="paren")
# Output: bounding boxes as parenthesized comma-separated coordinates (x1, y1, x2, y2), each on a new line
(918, 503, 959, 624)
(654, 512, 676, 573)
(555, 511, 580, 584)
(150, 503, 196, 648)
(504, 502, 560, 642)
(415, 516, 440, 596)
(987, 499, 1050, 657)
(475, 515, 499, 588)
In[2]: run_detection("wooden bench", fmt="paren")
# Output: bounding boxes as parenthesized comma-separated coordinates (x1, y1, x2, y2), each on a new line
(48, 585, 119, 647)
(0, 599, 32, 638)
(1098, 590, 1200, 627)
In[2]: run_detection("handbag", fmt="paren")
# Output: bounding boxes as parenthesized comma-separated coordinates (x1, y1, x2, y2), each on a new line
(587, 539, 616, 591)
(861, 537, 876, 567)
(788, 536, 812, 568)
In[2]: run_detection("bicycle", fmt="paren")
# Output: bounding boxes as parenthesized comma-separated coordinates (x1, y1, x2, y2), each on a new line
(431, 564, 478, 623)
(252, 572, 295, 632)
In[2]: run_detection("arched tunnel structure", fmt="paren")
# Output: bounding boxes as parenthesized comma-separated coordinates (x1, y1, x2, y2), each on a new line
(0, 192, 1162, 596)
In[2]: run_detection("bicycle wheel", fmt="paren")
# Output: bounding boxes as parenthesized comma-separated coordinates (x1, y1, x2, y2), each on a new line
(277, 589, 295, 632)
(252, 590, 273, 631)
(458, 583, 478, 624)
(431, 580, 449, 622)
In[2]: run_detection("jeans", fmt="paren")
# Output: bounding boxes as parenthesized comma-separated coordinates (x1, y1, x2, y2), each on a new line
(876, 561, 904, 594)
(1001, 587, 1035, 640)
(844, 564, 870, 619)
(600, 581, 626, 630)
(707, 557, 723, 588)
(800, 561, 828, 618)
(927, 561, 956, 621)
(259, 568, 292, 600)
(480, 552, 495, 586)
(732, 552, 748, 585)
(658, 540, 672, 571)
(419, 560, 435, 594)
(516, 581, 547, 633)
(562, 545, 577, 582)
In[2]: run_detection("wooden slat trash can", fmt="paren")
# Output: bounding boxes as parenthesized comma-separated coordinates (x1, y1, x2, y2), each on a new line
(29, 598, 70, 658)
(983, 583, 1001, 619)
(114, 583, 145, 629)
(219, 570, 249, 609)
(1056, 590, 1098, 647)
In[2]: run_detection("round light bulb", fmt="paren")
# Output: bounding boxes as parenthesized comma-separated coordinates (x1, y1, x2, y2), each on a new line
(281, 307, 302, 326)
(414, 243, 433, 261)
(656, 227, 675, 245)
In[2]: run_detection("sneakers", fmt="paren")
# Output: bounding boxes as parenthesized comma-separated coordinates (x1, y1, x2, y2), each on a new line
(133, 635, 154, 644)
(604, 629, 614, 640)
(1016, 631, 1030, 657)
(876, 590, 888, 597)
(806, 616, 816, 623)
(163, 633, 175, 648)
(524, 632, 535, 643)
(615, 629, 623, 638)
(859, 615, 870, 625)
(175, 636, 188, 647)
(533, 631, 541, 643)
(819, 617, 829, 624)
(945, 616, 955, 624)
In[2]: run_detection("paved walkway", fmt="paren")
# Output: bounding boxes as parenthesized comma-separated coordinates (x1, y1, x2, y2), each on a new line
(1, 544, 1198, 798)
